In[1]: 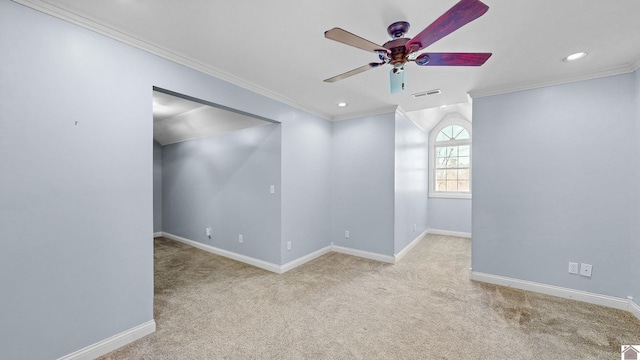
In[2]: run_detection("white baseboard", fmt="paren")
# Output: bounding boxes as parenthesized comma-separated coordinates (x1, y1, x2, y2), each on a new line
(332, 245, 395, 264)
(58, 320, 155, 360)
(161, 233, 416, 274)
(470, 272, 630, 312)
(427, 228, 472, 238)
(162, 232, 282, 273)
(628, 300, 640, 321)
(394, 229, 428, 263)
(153, 232, 163, 238)
(280, 245, 332, 274)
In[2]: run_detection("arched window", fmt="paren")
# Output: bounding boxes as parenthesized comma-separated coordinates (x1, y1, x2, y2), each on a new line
(429, 117, 472, 198)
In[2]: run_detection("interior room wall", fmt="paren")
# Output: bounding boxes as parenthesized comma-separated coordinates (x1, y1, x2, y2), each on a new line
(0, 1, 331, 358)
(331, 113, 396, 256)
(280, 113, 332, 264)
(150, 58, 333, 270)
(1, 3, 154, 359)
(428, 198, 471, 235)
(161, 124, 282, 264)
(153, 140, 163, 233)
(394, 110, 429, 253)
(472, 72, 636, 300)
(633, 70, 640, 306)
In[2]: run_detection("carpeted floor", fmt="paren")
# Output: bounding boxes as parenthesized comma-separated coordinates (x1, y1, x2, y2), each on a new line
(98, 234, 640, 359)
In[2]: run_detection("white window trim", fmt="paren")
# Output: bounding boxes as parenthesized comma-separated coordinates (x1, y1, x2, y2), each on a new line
(429, 116, 472, 199)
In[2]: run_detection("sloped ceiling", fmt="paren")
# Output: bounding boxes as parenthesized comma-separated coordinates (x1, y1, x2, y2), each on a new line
(153, 91, 272, 145)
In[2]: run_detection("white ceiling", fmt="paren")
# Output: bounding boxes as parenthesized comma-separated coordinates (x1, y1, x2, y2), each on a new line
(17, 0, 640, 123)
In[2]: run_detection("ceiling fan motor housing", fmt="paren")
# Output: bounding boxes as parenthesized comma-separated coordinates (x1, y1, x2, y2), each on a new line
(383, 37, 410, 66)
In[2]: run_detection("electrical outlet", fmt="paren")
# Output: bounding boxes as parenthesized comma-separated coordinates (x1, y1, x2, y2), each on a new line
(239, 234, 243, 244)
(580, 263, 592, 277)
(345, 230, 350, 239)
(286, 241, 291, 251)
(270, 185, 275, 194)
(206, 227, 211, 238)
(568, 262, 578, 274)
(413, 224, 417, 232)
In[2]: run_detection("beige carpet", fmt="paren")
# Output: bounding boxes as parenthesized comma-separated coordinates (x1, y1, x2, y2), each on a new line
(99, 235, 640, 359)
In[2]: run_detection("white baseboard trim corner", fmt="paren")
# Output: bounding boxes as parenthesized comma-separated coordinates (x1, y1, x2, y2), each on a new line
(162, 233, 282, 273)
(628, 299, 640, 321)
(280, 245, 332, 274)
(470, 272, 630, 312)
(153, 232, 164, 238)
(427, 228, 472, 238)
(332, 245, 395, 264)
(394, 229, 428, 263)
(58, 320, 155, 360)
(161, 234, 414, 274)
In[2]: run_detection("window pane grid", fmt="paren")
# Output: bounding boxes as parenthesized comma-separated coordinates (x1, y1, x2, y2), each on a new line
(434, 144, 470, 193)
(435, 125, 470, 142)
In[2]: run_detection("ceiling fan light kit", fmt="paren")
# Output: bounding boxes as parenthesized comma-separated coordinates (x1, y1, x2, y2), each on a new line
(323, 0, 493, 94)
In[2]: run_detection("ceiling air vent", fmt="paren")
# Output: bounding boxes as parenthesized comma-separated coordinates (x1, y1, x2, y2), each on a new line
(412, 89, 441, 98)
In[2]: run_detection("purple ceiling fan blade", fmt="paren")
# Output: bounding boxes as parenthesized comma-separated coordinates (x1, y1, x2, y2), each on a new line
(324, 62, 385, 83)
(415, 52, 492, 66)
(405, 0, 489, 53)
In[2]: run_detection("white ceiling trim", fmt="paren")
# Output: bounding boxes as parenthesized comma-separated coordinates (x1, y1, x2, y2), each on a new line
(396, 106, 426, 132)
(331, 105, 399, 122)
(470, 61, 638, 99)
(11, 0, 333, 120)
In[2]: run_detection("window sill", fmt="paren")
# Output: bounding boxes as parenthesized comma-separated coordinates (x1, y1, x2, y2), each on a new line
(428, 192, 472, 200)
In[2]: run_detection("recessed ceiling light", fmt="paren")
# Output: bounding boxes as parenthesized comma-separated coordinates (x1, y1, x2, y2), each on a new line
(563, 52, 588, 62)
(337, 102, 348, 107)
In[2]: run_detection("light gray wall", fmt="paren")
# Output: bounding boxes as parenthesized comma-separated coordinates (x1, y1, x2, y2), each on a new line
(394, 111, 429, 253)
(331, 113, 396, 255)
(0, 1, 331, 358)
(281, 114, 332, 263)
(0, 3, 153, 359)
(472, 73, 636, 299)
(428, 198, 471, 234)
(153, 141, 163, 233)
(162, 124, 282, 264)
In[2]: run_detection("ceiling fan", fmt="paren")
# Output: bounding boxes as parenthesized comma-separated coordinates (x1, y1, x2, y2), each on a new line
(323, 0, 492, 94)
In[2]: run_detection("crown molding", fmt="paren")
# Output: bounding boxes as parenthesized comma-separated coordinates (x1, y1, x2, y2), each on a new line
(397, 106, 427, 131)
(16, 0, 640, 120)
(331, 105, 398, 122)
(469, 62, 638, 99)
(11, 0, 332, 120)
